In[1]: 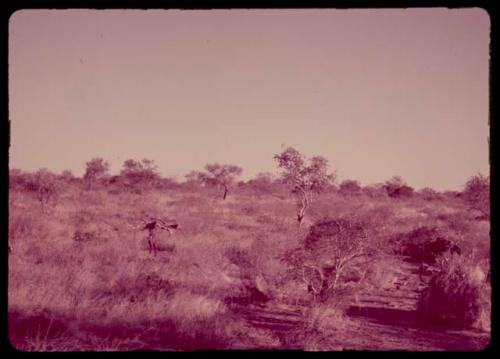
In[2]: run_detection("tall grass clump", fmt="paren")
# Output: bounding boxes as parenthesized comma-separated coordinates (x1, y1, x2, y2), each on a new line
(150, 290, 248, 349)
(417, 256, 490, 330)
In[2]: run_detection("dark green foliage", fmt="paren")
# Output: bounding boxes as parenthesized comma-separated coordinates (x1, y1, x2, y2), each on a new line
(393, 227, 461, 264)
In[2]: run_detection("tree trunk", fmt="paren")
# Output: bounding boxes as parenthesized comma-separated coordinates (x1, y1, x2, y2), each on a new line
(222, 185, 228, 200)
(87, 177, 93, 190)
(297, 189, 309, 226)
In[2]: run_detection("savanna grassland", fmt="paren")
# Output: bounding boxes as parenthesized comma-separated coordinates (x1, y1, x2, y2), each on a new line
(8, 162, 491, 351)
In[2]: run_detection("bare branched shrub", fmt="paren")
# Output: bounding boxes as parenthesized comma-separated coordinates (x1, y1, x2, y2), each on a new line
(274, 146, 334, 225)
(300, 218, 372, 302)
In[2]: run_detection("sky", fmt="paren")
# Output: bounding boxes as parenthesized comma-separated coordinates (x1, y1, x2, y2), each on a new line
(9, 8, 490, 191)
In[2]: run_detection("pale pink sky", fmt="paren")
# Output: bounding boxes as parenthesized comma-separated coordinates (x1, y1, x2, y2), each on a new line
(9, 9, 490, 190)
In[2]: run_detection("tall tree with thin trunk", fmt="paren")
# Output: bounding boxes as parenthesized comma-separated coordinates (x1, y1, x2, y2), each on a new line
(274, 146, 334, 225)
(84, 158, 109, 190)
(33, 168, 58, 213)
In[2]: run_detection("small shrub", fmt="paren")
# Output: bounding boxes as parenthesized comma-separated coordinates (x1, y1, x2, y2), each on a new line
(301, 302, 351, 350)
(418, 187, 441, 201)
(73, 230, 96, 242)
(9, 211, 39, 241)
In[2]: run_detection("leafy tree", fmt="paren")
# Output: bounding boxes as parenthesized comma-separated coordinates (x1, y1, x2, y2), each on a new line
(84, 158, 109, 190)
(462, 173, 490, 218)
(197, 163, 243, 200)
(120, 159, 160, 187)
(274, 146, 334, 225)
(384, 176, 414, 198)
(60, 169, 75, 182)
(339, 179, 362, 196)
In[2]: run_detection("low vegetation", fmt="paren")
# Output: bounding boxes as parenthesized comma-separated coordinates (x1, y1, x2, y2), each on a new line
(8, 148, 490, 351)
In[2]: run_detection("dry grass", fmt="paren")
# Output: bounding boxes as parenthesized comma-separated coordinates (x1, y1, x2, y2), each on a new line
(8, 180, 491, 350)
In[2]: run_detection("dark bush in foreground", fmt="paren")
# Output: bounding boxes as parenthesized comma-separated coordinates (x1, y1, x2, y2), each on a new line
(417, 257, 490, 330)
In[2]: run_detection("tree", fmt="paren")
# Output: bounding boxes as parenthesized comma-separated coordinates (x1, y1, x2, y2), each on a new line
(33, 168, 58, 213)
(185, 170, 203, 184)
(120, 159, 160, 187)
(384, 176, 414, 198)
(274, 146, 334, 225)
(362, 183, 387, 198)
(339, 179, 362, 196)
(84, 158, 109, 190)
(60, 169, 75, 182)
(197, 163, 243, 200)
(462, 173, 490, 218)
(388, 175, 406, 187)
